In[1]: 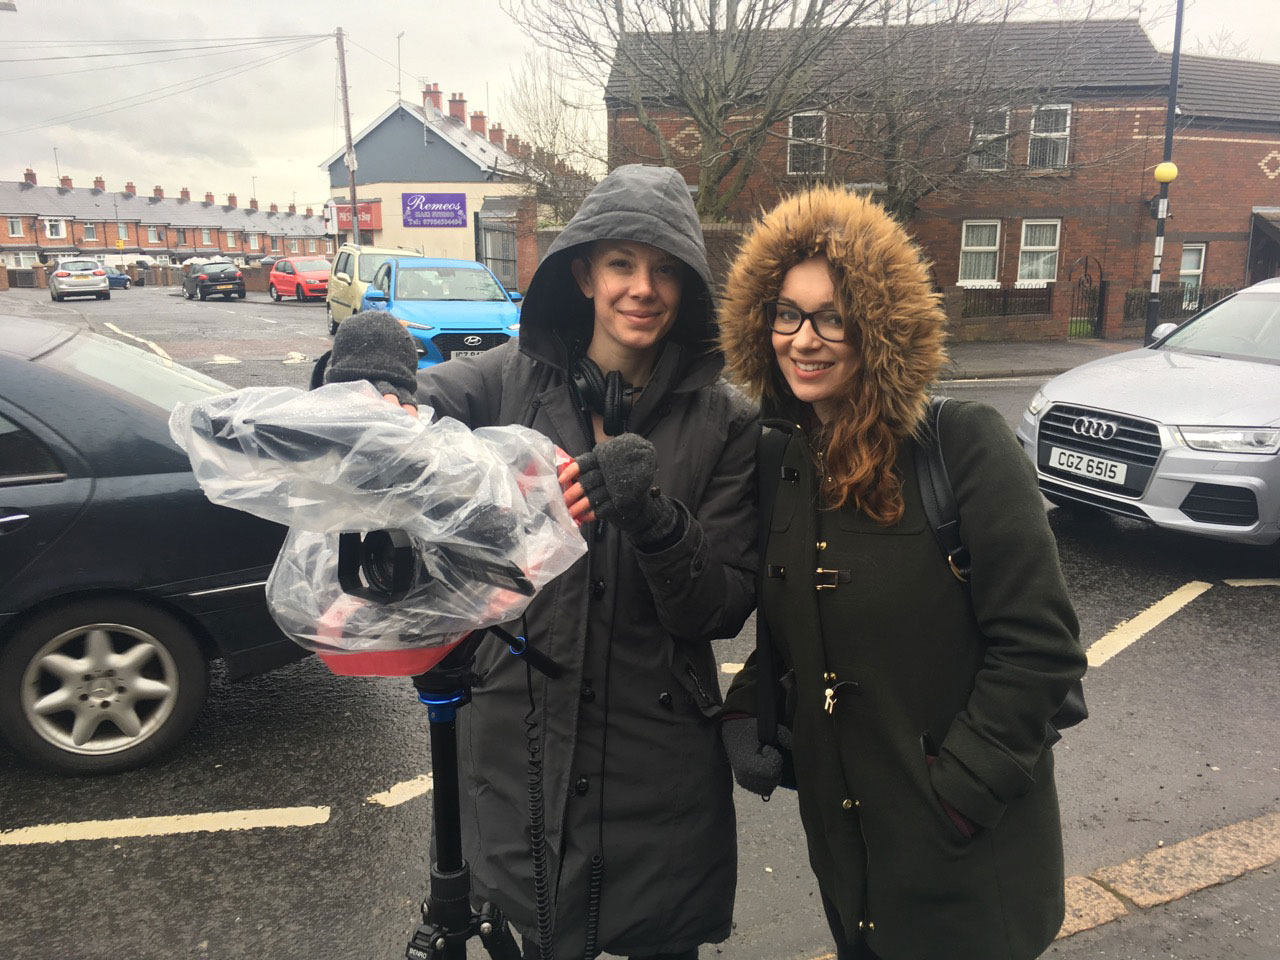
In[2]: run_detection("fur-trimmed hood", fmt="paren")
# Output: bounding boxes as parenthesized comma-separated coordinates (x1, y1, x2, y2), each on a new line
(719, 187, 946, 439)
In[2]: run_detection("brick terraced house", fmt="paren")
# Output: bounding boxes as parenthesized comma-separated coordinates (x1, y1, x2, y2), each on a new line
(607, 19, 1280, 338)
(0, 171, 329, 271)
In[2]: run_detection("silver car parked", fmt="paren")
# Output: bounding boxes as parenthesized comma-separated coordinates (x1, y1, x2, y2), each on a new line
(1016, 278, 1280, 546)
(49, 258, 110, 302)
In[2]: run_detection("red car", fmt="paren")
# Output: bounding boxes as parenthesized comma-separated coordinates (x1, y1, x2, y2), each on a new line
(268, 256, 331, 302)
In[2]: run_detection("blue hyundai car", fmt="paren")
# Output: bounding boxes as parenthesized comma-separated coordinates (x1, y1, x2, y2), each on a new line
(360, 257, 522, 367)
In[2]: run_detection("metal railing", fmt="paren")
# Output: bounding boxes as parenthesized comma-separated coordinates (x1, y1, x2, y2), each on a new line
(960, 285, 1052, 318)
(1122, 284, 1238, 325)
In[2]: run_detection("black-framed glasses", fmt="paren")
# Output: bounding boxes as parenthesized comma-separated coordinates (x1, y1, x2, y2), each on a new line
(764, 301, 846, 342)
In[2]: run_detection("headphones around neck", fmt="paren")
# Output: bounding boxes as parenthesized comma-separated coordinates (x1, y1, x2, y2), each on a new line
(570, 356, 633, 437)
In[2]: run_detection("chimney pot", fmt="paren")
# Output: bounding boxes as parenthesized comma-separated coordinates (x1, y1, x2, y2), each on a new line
(180, 187, 190, 201)
(23, 168, 37, 185)
(448, 92, 467, 122)
(93, 175, 105, 191)
(470, 111, 487, 135)
(153, 185, 164, 198)
(305, 206, 313, 217)
(60, 175, 73, 189)
(250, 198, 259, 210)
(423, 82, 443, 114)
(288, 203, 296, 215)
(269, 202, 278, 213)
(489, 123, 505, 147)
(227, 193, 237, 208)
(204, 192, 215, 204)
(125, 181, 137, 195)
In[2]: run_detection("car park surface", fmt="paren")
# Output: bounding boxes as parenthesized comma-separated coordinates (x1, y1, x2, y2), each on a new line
(360, 256, 521, 367)
(1017, 278, 1280, 545)
(0, 314, 302, 774)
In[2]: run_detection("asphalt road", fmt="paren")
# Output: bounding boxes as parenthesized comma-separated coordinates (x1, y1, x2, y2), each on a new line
(1, 287, 1277, 960)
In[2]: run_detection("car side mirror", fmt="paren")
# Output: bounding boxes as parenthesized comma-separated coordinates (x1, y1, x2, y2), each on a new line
(364, 289, 388, 302)
(1150, 322, 1178, 342)
(335, 272, 351, 284)
(507, 291, 523, 303)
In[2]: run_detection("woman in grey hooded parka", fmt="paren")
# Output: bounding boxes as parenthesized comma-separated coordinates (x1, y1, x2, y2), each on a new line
(415, 165, 758, 959)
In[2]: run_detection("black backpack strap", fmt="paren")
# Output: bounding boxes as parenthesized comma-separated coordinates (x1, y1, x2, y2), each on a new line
(755, 424, 790, 747)
(915, 397, 971, 583)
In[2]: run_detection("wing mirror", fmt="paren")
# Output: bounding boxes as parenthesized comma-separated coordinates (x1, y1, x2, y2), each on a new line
(507, 291, 523, 303)
(334, 272, 351, 284)
(364, 289, 389, 303)
(1150, 322, 1178, 342)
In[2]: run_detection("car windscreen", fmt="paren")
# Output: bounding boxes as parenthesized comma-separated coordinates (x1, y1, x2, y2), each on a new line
(42, 332, 228, 413)
(394, 266, 506, 302)
(294, 259, 331, 272)
(358, 254, 403, 282)
(1160, 293, 1280, 364)
(60, 260, 98, 272)
(200, 262, 236, 273)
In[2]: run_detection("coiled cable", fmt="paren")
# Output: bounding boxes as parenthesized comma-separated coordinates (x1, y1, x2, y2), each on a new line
(525, 660, 555, 960)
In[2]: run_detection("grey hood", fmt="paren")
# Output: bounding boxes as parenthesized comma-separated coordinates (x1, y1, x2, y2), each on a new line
(517, 164, 721, 386)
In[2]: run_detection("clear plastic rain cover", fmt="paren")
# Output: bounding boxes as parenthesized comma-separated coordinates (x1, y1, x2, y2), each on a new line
(169, 382, 585, 655)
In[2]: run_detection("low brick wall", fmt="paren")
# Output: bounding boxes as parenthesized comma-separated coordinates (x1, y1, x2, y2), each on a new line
(241, 265, 271, 294)
(0, 266, 8, 292)
(942, 285, 1069, 342)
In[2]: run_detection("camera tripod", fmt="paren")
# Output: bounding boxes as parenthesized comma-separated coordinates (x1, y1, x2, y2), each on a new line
(404, 628, 562, 960)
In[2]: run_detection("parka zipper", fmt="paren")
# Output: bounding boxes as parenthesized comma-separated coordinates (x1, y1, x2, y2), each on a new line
(685, 663, 712, 706)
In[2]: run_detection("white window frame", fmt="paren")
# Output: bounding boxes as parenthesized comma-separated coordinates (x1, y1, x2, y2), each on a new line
(787, 111, 827, 176)
(201, 228, 212, 245)
(83, 222, 97, 241)
(325, 237, 334, 255)
(1179, 243, 1206, 288)
(957, 220, 1001, 288)
(225, 231, 236, 247)
(289, 238, 300, 253)
(15, 251, 39, 268)
(156, 255, 171, 265)
(969, 110, 1010, 171)
(249, 233, 260, 250)
(307, 238, 317, 253)
(116, 222, 128, 240)
(1016, 219, 1061, 287)
(7, 217, 22, 237)
(271, 235, 280, 251)
(147, 226, 160, 243)
(43, 218, 66, 239)
(1028, 104, 1071, 170)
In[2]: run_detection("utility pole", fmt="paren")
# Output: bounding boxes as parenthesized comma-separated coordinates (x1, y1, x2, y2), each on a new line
(336, 27, 359, 243)
(1144, 0, 1186, 343)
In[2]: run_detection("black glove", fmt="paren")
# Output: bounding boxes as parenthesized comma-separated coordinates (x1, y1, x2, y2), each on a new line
(721, 716, 793, 798)
(573, 433, 682, 551)
(323, 310, 419, 406)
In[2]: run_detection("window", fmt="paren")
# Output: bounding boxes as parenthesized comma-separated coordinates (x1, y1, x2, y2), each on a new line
(1028, 105, 1071, 169)
(147, 226, 160, 243)
(271, 236, 279, 251)
(43, 218, 66, 239)
(226, 231, 236, 246)
(787, 112, 826, 175)
(83, 222, 97, 241)
(156, 255, 171, 265)
(969, 111, 1009, 171)
(289, 238, 300, 253)
(1180, 243, 1206, 309)
(325, 237, 334, 255)
(307, 238, 317, 253)
(1017, 220, 1061, 286)
(334, 251, 352, 277)
(201, 228, 212, 245)
(958, 221, 1000, 287)
(249, 233, 260, 250)
(116, 222, 128, 240)
(175, 228, 188, 245)
(0, 413, 63, 482)
(7, 217, 21, 237)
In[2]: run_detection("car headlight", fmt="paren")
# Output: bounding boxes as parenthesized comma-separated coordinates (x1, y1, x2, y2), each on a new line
(1026, 388, 1050, 417)
(507, 322, 521, 331)
(1175, 426, 1280, 455)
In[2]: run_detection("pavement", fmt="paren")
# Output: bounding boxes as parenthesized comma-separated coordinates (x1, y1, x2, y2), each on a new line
(941, 336, 1145, 380)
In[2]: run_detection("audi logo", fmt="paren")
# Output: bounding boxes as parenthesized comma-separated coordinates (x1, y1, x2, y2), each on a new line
(1072, 416, 1119, 440)
(463, 335, 483, 347)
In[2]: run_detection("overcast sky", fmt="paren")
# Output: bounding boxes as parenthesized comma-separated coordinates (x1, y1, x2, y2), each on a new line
(0, 0, 1276, 212)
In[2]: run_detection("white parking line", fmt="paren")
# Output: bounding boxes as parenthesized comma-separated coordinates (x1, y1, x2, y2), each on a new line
(103, 321, 172, 364)
(1224, 578, 1280, 587)
(366, 774, 434, 808)
(0, 806, 331, 846)
(208, 354, 242, 365)
(283, 351, 310, 364)
(722, 662, 744, 675)
(1087, 581, 1213, 667)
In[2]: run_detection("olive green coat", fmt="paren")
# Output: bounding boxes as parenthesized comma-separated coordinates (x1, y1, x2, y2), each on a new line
(723, 399, 1086, 960)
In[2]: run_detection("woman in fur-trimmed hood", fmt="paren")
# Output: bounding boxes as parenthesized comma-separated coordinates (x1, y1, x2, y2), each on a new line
(718, 187, 1086, 960)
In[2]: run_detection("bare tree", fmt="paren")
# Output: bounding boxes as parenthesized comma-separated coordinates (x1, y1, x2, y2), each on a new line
(500, 51, 603, 224)
(503, 0, 881, 221)
(1188, 26, 1257, 60)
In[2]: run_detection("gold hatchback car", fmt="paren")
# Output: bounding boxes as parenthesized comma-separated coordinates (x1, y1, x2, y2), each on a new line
(325, 244, 415, 334)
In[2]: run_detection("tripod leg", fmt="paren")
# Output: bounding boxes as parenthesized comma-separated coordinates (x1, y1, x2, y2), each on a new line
(476, 902, 523, 960)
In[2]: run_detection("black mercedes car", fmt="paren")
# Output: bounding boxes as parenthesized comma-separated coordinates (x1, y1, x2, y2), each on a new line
(0, 317, 304, 774)
(181, 259, 246, 301)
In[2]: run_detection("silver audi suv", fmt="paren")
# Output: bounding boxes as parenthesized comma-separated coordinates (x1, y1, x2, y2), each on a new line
(1016, 278, 1280, 546)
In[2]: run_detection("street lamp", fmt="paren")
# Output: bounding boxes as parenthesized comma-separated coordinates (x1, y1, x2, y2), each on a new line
(1144, 0, 1186, 343)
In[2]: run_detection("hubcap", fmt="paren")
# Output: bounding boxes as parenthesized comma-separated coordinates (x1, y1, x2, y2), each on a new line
(20, 623, 180, 756)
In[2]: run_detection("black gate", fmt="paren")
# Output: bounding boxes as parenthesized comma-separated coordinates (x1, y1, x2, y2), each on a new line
(473, 210, 518, 293)
(1067, 256, 1107, 338)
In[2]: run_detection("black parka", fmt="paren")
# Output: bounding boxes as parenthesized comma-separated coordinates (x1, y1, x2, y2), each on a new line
(718, 188, 1087, 960)
(416, 165, 758, 958)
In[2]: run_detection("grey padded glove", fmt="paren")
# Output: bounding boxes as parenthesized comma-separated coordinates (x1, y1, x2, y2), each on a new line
(721, 716, 793, 798)
(573, 433, 682, 550)
(324, 310, 419, 406)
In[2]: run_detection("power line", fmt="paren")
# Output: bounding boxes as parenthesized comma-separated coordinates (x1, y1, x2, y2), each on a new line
(344, 34, 418, 94)
(0, 34, 326, 46)
(1, 37, 315, 82)
(0, 36, 328, 64)
(0, 39, 326, 137)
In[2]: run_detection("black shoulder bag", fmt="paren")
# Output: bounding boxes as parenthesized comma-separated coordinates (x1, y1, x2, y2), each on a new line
(915, 396, 1088, 746)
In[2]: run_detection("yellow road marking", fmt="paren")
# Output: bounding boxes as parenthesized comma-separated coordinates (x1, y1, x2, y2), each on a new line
(1225, 578, 1280, 588)
(0, 806, 330, 846)
(721, 662, 744, 675)
(1087, 581, 1213, 667)
(365, 774, 434, 808)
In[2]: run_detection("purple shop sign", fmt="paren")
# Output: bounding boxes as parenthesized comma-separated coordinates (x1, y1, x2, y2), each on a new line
(402, 192, 467, 228)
